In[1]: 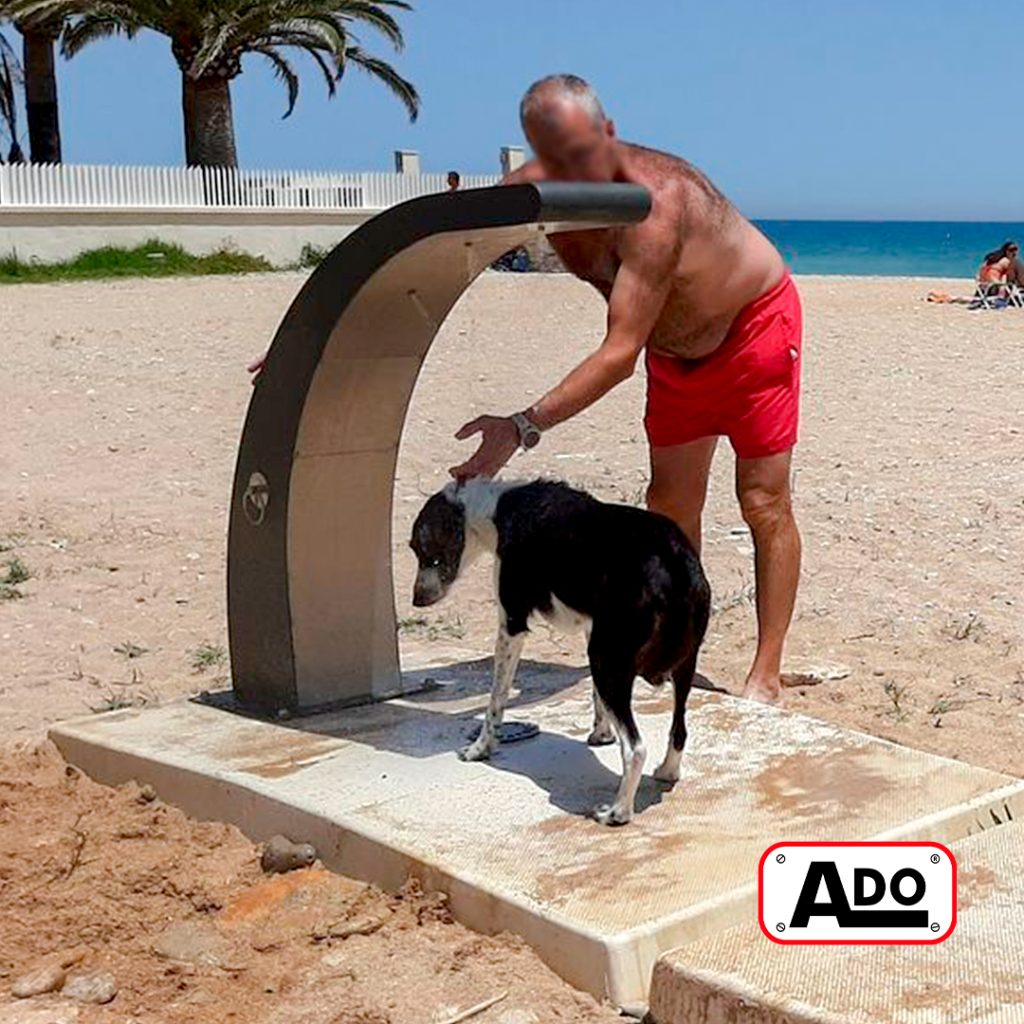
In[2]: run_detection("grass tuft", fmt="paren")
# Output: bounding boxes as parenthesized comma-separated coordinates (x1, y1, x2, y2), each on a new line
(296, 242, 330, 269)
(398, 614, 466, 642)
(0, 240, 272, 285)
(190, 641, 227, 673)
(2, 557, 30, 586)
(882, 679, 910, 722)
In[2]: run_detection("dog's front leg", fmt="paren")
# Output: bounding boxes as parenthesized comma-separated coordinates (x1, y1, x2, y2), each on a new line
(460, 623, 525, 761)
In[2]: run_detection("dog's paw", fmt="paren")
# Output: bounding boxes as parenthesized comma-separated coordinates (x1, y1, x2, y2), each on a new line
(652, 761, 681, 784)
(458, 738, 495, 762)
(592, 803, 632, 826)
(586, 726, 616, 747)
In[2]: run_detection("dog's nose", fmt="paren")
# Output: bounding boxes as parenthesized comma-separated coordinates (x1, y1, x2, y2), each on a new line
(413, 568, 443, 607)
(413, 582, 438, 607)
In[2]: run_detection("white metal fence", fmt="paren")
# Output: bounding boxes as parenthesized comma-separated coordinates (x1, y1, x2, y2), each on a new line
(0, 164, 500, 211)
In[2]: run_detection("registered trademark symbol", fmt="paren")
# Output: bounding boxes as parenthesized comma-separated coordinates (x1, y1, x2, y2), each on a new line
(776, 922, 786, 932)
(930, 854, 940, 864)
(776, 854, 786, 863)
(930, 922, 940, 932)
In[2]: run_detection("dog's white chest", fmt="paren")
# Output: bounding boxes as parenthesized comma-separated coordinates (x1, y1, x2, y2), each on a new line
(539, 595, 592, 635)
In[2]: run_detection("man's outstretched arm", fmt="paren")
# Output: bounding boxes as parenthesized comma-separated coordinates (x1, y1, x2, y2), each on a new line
(450, 207, 681, 479)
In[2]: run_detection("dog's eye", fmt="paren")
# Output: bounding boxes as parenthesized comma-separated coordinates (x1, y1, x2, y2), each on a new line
(430, 558, 442, 568)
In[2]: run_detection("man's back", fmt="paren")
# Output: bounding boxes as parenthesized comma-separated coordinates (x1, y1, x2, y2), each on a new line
(527, 142, 785, 358)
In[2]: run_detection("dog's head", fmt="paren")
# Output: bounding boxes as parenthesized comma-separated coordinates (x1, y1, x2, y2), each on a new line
(409, 488, 466, 607)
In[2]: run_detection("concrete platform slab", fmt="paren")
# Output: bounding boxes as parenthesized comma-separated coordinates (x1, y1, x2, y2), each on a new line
(50, 658, 1024, 1007)
(649, 821, 1024, 1024)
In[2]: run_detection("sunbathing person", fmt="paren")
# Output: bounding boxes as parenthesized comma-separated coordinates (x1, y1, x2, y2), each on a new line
(977, 242, 1014, 294)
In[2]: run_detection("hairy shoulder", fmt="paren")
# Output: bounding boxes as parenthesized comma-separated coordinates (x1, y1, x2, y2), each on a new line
(500, 160, 546, 186)
(623, 142, 732, 231)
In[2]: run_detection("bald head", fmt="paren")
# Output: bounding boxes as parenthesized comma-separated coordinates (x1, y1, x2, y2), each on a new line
(518, 74, 618, 182)
(520, 74, 607, 132)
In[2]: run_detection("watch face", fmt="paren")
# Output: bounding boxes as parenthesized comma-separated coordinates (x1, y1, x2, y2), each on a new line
(523, 430, 541, 449)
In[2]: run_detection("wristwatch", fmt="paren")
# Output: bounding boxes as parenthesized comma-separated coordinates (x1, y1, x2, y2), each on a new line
(511, 411, 542, 450)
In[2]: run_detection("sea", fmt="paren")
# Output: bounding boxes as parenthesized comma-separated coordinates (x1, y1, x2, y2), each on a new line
(753, 221, 1024, 279)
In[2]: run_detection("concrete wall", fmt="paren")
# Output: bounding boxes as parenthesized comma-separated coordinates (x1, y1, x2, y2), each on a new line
(0, 208, 374, 266)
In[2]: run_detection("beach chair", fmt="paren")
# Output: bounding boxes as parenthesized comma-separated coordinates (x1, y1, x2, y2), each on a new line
(972, 281, 1007, 309)
(1006, 282, 1024, 309)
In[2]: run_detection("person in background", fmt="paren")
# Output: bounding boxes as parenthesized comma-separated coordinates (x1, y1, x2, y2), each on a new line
(447, 170, 461, 191)
(928, 240, 1021, 304)
(1004, 241, 1023, 288)
(977, 242, 1014, 289)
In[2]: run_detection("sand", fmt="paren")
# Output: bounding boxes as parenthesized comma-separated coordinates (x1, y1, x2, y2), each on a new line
(2, 271, 1022, 768)
(1, 270, 1022, 1018)
(0, 743, 618, 1023)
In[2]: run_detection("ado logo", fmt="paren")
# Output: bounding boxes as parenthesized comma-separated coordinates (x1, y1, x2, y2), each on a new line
(759, 842, 957, 944)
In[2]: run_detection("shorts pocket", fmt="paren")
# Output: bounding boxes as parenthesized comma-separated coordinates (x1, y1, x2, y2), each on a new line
(733, 312, 795, 390)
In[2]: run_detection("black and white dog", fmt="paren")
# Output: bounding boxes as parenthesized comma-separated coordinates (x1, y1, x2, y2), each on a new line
(409, 479, 711, 826)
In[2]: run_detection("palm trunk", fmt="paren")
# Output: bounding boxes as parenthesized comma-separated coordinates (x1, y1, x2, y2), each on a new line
(182, 73, 237, 168)
(21, 24, 61, 164)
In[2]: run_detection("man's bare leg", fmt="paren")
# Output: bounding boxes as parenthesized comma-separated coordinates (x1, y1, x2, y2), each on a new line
(646, 437, 719, 554)
(735, 451, 801, 703)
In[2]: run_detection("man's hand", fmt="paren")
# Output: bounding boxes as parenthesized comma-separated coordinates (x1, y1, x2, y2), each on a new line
(247, 351, 268, 382)
(449, 415, 519, 480)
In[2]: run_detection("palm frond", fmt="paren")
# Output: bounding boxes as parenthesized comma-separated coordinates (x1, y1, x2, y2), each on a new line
(252, 45, 301, 117)
(61, 14, 135, 58)
(189, 22, 235, 76)
(342, 43, 417, 120)
(298, 42, 338, 94)
(0, 46, 26, 161)
(2, 0, 80, 25)
(334, 0, 406, 48)
(0, 30, 21, 69)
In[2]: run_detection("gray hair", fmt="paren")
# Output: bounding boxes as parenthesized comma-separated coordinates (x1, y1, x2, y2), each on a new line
(519, 74, 606, 130)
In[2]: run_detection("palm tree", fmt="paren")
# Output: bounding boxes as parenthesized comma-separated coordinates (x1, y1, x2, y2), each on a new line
(18, 13, 61, 162)
(6, 0, 419, 168)
(0, 29, 26, 161)
(0, 8, 63, 163)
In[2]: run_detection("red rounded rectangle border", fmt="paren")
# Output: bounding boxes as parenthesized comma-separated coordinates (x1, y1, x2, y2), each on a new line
(758, 841, 957, 945)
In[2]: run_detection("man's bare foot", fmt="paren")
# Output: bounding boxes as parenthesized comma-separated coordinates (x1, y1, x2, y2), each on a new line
(741, 671, 781, 704)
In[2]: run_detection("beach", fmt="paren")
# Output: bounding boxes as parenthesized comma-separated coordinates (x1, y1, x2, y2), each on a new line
(3, 271, 1021, 767)
(2, 269, 1022, 1020)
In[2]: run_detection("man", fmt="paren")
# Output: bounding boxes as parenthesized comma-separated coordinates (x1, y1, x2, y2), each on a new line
(449, 74, 802, 704)
(447, 170, 461, 191)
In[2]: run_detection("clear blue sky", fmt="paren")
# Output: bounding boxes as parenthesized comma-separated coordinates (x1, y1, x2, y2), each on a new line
(54, 0, 1024, 220)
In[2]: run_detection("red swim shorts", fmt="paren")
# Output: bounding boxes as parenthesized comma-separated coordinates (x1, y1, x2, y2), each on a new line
(644, 274, 803, 459)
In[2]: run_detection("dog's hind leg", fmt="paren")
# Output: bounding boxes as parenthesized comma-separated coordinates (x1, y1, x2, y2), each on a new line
(654, 652, 697, 784)
(459, 623, 526, 762)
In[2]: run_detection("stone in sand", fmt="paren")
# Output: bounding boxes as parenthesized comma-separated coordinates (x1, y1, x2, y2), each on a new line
(63, 971, 117, 1004)
(498, 1011, 540, 1024)
(260, 834, 316, 874)
(152, 920, 249, 971)
(11, 963, 65, 998)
